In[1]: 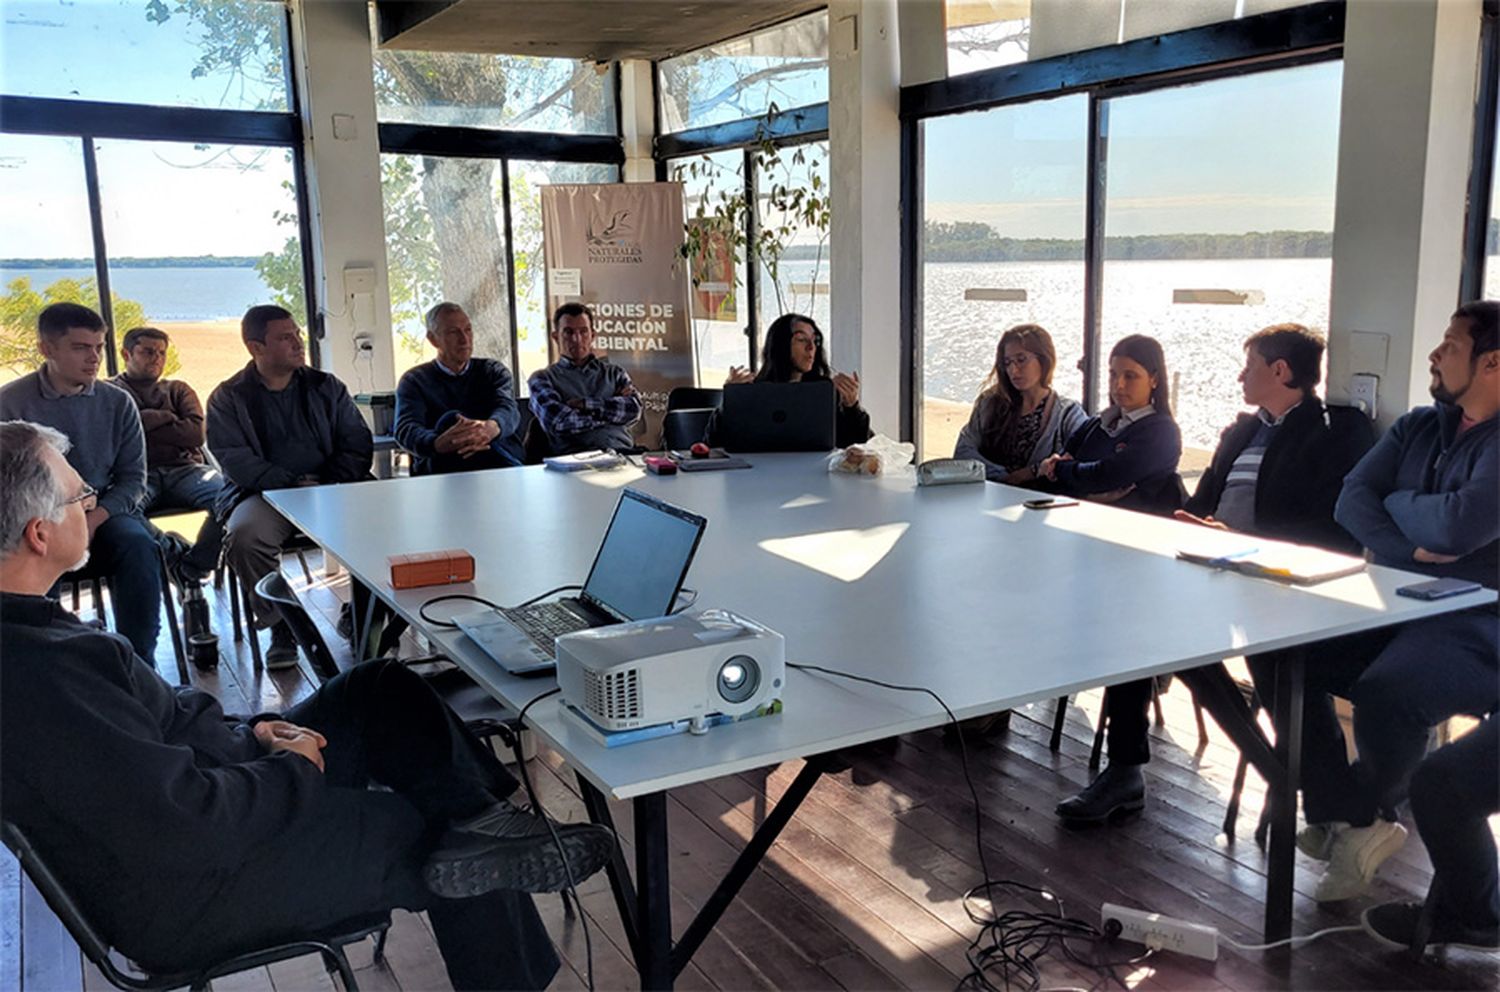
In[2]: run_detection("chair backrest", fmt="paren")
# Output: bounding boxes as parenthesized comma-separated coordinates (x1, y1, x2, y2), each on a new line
(521, 415, 552, 463)
(253, 573, 340, 682)
(661, 408, 715, 450)
(667, 386, 723, 412)
(2, 821, 163, 990)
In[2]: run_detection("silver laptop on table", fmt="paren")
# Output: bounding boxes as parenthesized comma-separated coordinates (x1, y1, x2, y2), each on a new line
(455, 489, 708, 675)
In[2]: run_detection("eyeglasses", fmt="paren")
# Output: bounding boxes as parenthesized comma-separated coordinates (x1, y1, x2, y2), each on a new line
(60, 484, 97, 510)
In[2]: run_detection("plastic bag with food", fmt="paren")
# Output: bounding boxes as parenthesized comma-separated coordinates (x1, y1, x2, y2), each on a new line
(826, 434, 917, 478)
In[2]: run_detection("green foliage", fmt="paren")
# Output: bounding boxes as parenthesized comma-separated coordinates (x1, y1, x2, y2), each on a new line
(676, 106, 831, 317)
(0, 277, 173, 376)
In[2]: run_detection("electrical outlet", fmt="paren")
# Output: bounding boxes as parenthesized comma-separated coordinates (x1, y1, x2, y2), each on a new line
(1349, 373, 1378, 417)
(1100, 903, 1219, 961)
(354, 333, 373, 353)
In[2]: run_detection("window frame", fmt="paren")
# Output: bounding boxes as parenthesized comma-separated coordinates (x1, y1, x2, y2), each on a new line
(1460, 2, 1499, 305)
(0, 3, 318, 373)
(900, 0, 1348, 450)
(375, 64, 626, 388)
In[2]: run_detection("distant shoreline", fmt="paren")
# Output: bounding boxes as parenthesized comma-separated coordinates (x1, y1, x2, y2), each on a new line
(0, 256, 258, 269)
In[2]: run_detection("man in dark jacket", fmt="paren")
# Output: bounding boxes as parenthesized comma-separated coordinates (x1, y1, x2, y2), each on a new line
(1057, 323, 1375, 825)
(0, 419, 610, 989)
(207, 305, 374, 667)
(111, 326, 225, 581)
(395, 302, 523, 475)
(1280, 301, 1499, 904)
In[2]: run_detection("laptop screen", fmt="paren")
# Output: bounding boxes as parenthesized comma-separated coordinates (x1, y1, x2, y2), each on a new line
(581, 490, 707, 622)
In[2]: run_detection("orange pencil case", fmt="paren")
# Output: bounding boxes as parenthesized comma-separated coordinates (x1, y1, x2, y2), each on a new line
(388, 550, 475, 590)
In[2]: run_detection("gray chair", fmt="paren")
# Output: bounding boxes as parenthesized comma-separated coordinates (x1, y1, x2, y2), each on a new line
(1, 820, 388, 992)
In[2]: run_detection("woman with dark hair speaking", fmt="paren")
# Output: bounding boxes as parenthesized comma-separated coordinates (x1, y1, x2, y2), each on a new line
(954, 324, 1087, 484)
(726, 313, 872, 448)
(1038, 334, 1184, 516)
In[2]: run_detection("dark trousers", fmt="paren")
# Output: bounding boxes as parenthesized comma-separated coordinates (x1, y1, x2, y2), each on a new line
(1101, 678, 1154, 766)
(144, 463, 226, 573)
(84, 513, 162, 661)
(1411, 718, 1499, 929)
(1250, 611, 1499, 827)
(151, 662, 558, 990)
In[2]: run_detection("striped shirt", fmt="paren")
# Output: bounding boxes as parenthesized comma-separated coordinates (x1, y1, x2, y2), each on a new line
(1212, 403, 1300, 532)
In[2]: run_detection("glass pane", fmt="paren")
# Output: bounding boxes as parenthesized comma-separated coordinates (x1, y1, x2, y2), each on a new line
(0, 134, 97, 385)
(1098, 60, 1342, 478)
(92, 138, 307, 404)
(919, 95, 1088, 460)
(1, 0, 289, 111)
(380, 153, 511, 382)
(373, 43, 615, 134)
(756, 140, 832, 349)
(672, 150, 752, 387)
(1487, 99, 1499, 301)
(509, 161, 620, 387)
(658, 11, 828, 133)
(946, 0, 1031, 77)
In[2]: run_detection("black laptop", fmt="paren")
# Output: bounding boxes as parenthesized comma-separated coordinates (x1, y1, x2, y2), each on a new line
(455, 489, 707, 674)
(719, 380, 837, 452)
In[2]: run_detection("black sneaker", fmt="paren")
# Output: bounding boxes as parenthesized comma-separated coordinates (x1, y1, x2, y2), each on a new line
(1055, 763, 1146, 825)
(1363, 901, 1500, 953)
(424, 800, 614, 898)
(265, 622, 301, 670)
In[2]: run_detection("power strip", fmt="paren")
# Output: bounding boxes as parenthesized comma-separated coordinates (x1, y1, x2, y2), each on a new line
(1101, 902, 1219, 961)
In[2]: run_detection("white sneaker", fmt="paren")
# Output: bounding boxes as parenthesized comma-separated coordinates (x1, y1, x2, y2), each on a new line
(1296, 821, 1345, 861)
(1313, 820, 1408, 902)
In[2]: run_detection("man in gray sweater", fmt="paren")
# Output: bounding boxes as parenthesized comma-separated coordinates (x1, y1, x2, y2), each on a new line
(527, 302, 642, 454)
(0, 302, 161, 660)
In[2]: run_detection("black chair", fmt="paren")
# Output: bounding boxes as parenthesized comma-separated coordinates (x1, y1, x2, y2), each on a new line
(2, 820, 388, 992)
(661, 408, 715, 449)
(667, 386, 723, 411)
(521, 415, 552, 464)
(59, 545, 189, 685)
(225, 536, 317, 670)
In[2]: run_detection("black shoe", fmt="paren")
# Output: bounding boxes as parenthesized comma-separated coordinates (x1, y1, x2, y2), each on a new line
(424, 800, 614, 898)
(336, 602, 355, 642)
(1363, 901, 1500, 953)
(1055, 763, 1146, 824)
(265, 622, 301, 670)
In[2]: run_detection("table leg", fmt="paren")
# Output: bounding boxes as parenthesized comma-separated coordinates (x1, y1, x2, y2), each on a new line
(576, 774, 640, 962)
(634, 793, 673, 990)
(1265, 651, 1305, 943)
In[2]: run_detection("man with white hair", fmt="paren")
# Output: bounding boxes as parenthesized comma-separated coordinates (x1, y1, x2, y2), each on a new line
(0, 420, 612, 990)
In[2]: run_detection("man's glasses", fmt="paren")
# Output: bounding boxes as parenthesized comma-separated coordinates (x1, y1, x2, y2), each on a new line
(60, 483, 97, 510)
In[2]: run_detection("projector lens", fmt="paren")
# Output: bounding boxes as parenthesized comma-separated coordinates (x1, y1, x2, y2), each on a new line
(717, 655, 759, 703)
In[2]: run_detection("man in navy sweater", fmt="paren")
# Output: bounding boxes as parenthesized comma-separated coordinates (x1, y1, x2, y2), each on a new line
(395, 302, 523, 475)
(1289, 301, 1498, 903)
(0, 419, 613, 989)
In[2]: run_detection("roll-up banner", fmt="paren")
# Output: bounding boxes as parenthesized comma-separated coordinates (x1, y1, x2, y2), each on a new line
(540, 182, 695, 446)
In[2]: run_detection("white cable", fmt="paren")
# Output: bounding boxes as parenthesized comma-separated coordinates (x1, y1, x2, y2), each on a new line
(1221, 924, 1364, 951)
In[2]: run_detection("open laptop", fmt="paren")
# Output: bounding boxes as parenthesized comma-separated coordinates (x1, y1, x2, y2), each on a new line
(455, 489, 707, 675)
(719, 380, 837, 452)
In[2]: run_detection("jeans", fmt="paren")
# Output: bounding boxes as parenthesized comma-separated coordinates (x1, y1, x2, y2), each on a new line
(1411, 717, 1499, 929)
(82, 513, 162, 661)
(134, 661, 558, 990)
(144, 463, 226, 574)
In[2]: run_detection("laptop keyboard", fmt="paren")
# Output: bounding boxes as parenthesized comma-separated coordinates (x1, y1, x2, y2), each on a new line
(505, 602, 592, 651)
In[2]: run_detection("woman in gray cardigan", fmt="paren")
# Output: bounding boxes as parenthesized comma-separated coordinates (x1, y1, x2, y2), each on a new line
(953, 324, 1087, 485)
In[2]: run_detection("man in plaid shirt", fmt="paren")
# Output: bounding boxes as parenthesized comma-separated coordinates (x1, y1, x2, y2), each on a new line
(527, 302, 642, 454)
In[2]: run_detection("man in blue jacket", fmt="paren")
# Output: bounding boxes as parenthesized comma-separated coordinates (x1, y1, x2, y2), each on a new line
(0, 419, 612, 989)
(395, 302, 523, 475)
(1291, 301, 1498, 903)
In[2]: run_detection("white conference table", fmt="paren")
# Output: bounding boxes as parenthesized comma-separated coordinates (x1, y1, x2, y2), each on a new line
(266, 454, 1492, 986)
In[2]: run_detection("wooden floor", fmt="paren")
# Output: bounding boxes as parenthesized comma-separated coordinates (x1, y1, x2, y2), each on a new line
(6, 556, 1497, 991)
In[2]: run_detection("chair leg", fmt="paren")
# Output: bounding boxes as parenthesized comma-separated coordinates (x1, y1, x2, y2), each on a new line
(1089, 706, 1107, 771)
(1150, 678, 1166, 727)
(372, 927, 389, 963)
(239, 570, 264, 670)
(1223, 754, 1250, 838)
(1410, 877, 1444, 961)
(324, 946, 360, 991)
(1049, 695, 1068, 752)
(158, 552, 189, 685)
(228, 568, 244, 643)
(91, 577, 107, 628)
(1193, 696, 1210, 747)
(296, 549, 313, 584)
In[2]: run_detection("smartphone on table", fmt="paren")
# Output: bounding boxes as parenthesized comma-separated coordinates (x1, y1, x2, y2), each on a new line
(1023, 497, 1079, 510)
(1395, 577, 1483, 600)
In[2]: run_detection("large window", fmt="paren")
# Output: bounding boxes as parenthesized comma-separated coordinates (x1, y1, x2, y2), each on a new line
(1097, 61, 1342, 460)
(757, 140, 832, 338)
(918, 95, 1087, 459)
(1, 0, 311, 386)
(1, 0, 290, 110)
(1486, 98, 1499, 301)
(678, 150, 753, 386)
(658, 11, 829, 133)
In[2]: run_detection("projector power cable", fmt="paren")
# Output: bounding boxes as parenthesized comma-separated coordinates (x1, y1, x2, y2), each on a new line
(785, 662, 1142, 991)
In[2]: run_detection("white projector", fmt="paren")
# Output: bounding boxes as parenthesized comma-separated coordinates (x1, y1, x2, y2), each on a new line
(556, 609, 785, 734)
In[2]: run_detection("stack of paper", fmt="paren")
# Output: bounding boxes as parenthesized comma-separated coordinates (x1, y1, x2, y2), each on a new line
(543, 450, 625, 472)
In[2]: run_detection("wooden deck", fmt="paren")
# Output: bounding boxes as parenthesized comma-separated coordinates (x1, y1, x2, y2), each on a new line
(6, 557, 1497, 991)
